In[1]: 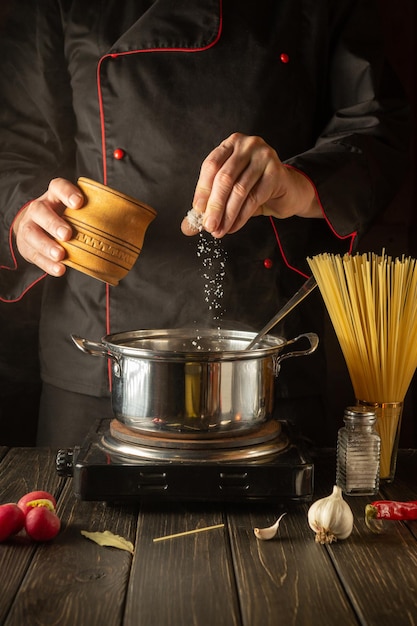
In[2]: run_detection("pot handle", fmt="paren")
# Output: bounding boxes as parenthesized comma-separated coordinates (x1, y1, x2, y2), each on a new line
(71, 334, 109, 358)
(273, 332, 319, 376)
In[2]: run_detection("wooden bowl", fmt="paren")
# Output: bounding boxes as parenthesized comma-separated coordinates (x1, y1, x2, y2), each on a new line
(60, 177, 156, 286)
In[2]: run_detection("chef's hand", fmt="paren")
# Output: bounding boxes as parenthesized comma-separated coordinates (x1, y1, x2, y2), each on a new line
(181, 132, 322, 238)
(12, 177, 84, 276)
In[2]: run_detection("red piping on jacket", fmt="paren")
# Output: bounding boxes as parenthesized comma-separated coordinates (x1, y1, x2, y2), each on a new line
(96, 0, 223, 387)
(0, 203, 47, 303)
(271, 165, 358, 280)
(97, 10, 224, 186)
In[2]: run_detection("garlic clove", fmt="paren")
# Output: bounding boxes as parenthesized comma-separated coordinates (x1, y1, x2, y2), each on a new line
(254, 512, 287, 540)
(307, 485, 354, 544)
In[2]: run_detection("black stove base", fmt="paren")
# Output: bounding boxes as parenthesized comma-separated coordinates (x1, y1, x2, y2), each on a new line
(56, 419, 314, 503)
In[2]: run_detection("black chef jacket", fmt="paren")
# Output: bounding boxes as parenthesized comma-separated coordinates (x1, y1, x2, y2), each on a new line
(0, 0, 409, 413)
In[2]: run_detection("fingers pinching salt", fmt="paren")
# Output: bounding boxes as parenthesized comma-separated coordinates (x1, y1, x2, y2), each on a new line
(181, 208, 204, 236)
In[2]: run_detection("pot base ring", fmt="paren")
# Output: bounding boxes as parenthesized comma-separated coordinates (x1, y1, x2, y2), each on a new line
(101, 419, 289, 462)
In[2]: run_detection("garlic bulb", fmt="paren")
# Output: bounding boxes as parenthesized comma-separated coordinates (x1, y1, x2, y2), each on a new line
(307, 485, 354, 544)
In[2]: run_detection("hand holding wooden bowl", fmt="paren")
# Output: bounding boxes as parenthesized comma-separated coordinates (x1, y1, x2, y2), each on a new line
(59, 177, 156, 286)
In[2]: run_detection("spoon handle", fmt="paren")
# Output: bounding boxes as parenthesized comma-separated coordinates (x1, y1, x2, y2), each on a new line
(246, 275, 317, 350)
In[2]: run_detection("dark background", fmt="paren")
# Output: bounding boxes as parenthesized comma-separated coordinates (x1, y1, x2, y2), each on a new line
(325, 0, 417, 446)
(0, 0, 416, 446)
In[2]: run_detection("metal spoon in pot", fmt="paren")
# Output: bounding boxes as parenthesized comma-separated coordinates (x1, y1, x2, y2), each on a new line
(245, 275, 317, 350)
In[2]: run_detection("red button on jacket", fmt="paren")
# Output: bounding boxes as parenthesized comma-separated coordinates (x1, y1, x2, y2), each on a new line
(113, 148, 125, 160)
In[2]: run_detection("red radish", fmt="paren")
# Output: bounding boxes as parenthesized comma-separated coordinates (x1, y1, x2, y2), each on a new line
(0, 503, 25, 541)
(25, 506, 61, 541)
(17, 490, 57, 517)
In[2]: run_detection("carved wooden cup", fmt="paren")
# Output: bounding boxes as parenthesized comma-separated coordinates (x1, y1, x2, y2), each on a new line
(60, 177, 156, 286)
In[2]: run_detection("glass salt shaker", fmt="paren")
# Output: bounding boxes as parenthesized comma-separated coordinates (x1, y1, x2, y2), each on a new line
(336, 406, 381, 496)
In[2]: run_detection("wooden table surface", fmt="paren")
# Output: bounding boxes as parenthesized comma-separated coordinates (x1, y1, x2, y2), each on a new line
(1, 445, 417, 626)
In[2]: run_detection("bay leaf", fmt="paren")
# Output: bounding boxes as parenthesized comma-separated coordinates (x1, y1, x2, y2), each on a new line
(81, 530, 134, 553)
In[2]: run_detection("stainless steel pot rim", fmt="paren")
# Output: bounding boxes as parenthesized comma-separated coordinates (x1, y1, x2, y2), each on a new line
(99, 327, 289, 362)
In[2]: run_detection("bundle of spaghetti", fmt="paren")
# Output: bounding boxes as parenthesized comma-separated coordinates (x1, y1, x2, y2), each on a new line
(307, 252, 417, 478)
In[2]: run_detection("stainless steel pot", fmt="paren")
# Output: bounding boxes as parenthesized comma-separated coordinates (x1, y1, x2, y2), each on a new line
(72, 329, 319, 438)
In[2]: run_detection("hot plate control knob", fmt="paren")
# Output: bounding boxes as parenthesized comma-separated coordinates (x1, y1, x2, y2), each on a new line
(56, 448, 75, 477)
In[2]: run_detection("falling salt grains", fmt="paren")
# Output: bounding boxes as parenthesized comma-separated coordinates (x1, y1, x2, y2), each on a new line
(196, 231, 227, 328)
(185, 208, 228, 348)
(191, 335, 203, 350)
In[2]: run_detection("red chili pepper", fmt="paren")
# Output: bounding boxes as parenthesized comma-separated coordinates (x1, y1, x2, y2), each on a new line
(365, 500, 417, 532)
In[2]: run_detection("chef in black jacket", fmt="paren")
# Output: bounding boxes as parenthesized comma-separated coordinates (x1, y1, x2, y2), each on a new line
(0, 0, 409, 446)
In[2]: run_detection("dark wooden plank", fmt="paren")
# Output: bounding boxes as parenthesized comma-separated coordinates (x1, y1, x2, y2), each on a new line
(227, 450, 417, 626)
(325, 493, 417, 626)
(0, 447, 65, 623)
(0, 447, 64, 502)
(124, 503, 241, 626)
(226, 502, 359, 626)
(4, 479, 138, 626)
(2, 447, 417, 626)
(307, 451, 417, 625)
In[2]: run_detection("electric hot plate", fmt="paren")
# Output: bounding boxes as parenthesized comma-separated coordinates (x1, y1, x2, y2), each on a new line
(56, 419, 314, 503)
